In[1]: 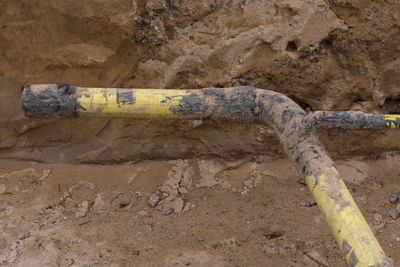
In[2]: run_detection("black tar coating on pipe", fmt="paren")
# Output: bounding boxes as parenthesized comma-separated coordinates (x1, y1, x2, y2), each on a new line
(306, 111, 399, 130)
(169, 86, 333, 177)
(21, 83, 82, 118)
(116, 90, 136, 105)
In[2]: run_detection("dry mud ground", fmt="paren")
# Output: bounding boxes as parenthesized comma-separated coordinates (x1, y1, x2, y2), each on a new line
(0, 154, 400, 266)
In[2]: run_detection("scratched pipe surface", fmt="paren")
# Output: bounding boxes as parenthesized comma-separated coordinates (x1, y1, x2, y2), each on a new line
(22, 84, 394, 266)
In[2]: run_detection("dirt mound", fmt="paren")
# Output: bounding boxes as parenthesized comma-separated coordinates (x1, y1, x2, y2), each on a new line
(0, 0, 400, 163)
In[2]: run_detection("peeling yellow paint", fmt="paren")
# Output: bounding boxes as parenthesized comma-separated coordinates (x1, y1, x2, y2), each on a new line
(306, 169, 387, 266)
(77, 88, 191, 118)
(384, 114, 400, 129)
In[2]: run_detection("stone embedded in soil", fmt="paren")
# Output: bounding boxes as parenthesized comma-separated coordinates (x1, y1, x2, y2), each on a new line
(373, 213, 383, 223)
(148, 193, 160, 207)
(384, 193, 399, 204)
(39, 169, 51, 181)
(182, 202, 191, 212)
(159, 197, 185, 215)
(110, 192, 133, 210)
(264, 230, 284, 240)
(160, 206, 173, 215)
(75, 201, 90, 218)
(17, 230, 30, 240)
(253, 228, 285, 240)
(299, 198, 317, 207)
(388, 209, 399, 220)
(136, 210, 148, 216)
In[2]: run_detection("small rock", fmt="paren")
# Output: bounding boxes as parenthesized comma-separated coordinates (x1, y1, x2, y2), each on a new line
(75, 201, 90, 218)
(110, 193, 132, 209)
(384, 193, 399, 204)
(192, 120, 203, 128)
(132, 250, 140, 256)
(397, 204, 400, 213)
(164, 197, 185, 214)
(161, 206, 173, 215)
(373, 213, 383, 223)
(39, 170, 51, 181)
(17, 230, 30, 240)
(182, 202, 191, 213)
(253, 228, 285, 239)
(388, 209, 399, 220)
(264, 230, 284, 239)
(299, 198, 316, 207)
(137, 210, 148, 216)
(148, 193, 160, 207)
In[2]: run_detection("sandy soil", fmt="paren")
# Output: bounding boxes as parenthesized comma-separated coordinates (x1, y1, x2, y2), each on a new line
(0, 154, 399, 266)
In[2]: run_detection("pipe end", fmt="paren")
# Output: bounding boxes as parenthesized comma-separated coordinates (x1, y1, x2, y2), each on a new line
(21, 83, 79, 119)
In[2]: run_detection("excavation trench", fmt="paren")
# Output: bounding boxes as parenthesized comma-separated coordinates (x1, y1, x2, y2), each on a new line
(22, 84, 400, 266)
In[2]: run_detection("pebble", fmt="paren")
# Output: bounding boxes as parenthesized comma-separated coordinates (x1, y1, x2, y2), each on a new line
(75, 201, 90, 218)
(384, 193, 399, 204)
(160, 206, 173, 215)
(148, 193, 160, 207)
(39, 170, 51, 181)
(387, 209, 399, 220)
(373, 213, 383, 222)
(17, 230, 30, 240)
(136, 210, 148, 216)
(299, 198, 317, 207)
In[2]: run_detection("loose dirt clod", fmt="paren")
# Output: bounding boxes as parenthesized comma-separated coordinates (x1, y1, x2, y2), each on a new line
(388, 209, 400, 220)
(299, 198, 317, 207)
(385, 194, 399, 204)
(148, 193, 160, 207)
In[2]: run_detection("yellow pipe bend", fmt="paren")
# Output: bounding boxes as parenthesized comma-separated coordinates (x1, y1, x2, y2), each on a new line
(21, 84, 393, 266)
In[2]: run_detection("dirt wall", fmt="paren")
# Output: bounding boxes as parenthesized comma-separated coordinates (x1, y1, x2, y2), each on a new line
(0, 0, 400, 163)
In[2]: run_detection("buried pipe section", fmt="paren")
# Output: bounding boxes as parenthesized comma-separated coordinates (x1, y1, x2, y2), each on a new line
(22, 84, 400, 266)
